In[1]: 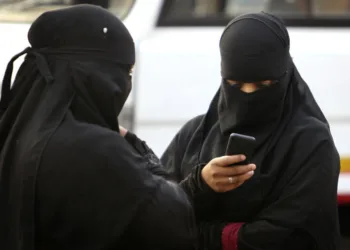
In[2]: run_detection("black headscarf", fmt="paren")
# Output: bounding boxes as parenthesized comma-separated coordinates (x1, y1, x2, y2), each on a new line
(0, 5, 189, 250)
(201, 12, 329, 166)
(161, 12, 340, 250)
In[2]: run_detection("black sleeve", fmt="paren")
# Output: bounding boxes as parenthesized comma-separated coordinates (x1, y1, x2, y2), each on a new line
(178, 163, 217, 218)
(158, 116, 212, 199)
(124, 130, 213, 201)
(126, 177, 197, 250)
(124, 131, 169, 178)
(123, 131, 217, 250)
(107, 135, 197, 250)
(159, 116, 219, 222)
(124, 116, 208, 199)
(197, 221, 228, 250)
(123, 118, 220, 250)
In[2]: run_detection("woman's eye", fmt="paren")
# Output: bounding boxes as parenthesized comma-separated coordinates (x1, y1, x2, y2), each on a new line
(226, 80, 238, 86)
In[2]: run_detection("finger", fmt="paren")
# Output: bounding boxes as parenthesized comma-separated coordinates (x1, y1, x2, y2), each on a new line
(214, 164, 256, 177)
(211, 155, 246, 166)
(119, 126, 128, 137)
(214, 171, 254, 186)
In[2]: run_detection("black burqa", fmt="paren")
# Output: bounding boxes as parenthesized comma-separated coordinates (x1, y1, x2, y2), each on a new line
(0, 5, 195, 250)
(161, 12, 341, 250)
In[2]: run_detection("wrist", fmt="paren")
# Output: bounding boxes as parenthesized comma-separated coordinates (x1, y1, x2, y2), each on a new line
(195, 164, 215, 193)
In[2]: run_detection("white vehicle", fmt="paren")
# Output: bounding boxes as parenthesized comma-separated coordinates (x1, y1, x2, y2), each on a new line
(0, 0, 349, 247)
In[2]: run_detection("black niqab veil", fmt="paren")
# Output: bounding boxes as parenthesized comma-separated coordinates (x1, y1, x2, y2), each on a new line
(0, 5, 195, 250)
(217, 13, 325, 149)
(161, 12, 341, 249)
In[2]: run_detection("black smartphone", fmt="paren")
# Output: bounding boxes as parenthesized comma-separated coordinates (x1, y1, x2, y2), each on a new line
(225, 133, 256, 166)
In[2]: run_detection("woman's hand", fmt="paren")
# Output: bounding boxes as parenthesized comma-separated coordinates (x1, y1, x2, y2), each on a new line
(119, 125, 128, 137)
(201, 155, 256, 192)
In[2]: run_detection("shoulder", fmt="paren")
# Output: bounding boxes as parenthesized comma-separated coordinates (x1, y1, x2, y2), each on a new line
(181, 114, 204, 131)
(282, 115, 339, 170)
(165, 114, 205, 153)
(160, 114, 205, 170)
(285, 114, 333, 148)
(43, 121, 152, 180)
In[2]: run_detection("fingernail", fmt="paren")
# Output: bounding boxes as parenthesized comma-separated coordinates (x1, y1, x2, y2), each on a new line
(250, 164, 256, 170)
(241, 155, 246, 160)
(248, 171, 254, 175)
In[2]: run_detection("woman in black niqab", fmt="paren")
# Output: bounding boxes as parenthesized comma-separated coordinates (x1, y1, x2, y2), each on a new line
(161, 12, 341, 250)
(0, 5, 195, 250)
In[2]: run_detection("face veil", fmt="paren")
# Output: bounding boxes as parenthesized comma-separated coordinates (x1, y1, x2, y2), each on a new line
(217, 13, 291, 137)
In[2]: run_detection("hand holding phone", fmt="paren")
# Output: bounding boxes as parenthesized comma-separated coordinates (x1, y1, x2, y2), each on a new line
(201, 155, 256, 192)
(199, 133, 257, 193)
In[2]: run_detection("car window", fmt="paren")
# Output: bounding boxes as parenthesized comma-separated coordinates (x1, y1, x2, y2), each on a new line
(158, 0, 350, 27)
(0, 0, 135, 23)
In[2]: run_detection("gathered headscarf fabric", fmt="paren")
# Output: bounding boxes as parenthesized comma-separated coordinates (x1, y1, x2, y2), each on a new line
(161, 12, 340, 250)
(0, 5, 195, 250)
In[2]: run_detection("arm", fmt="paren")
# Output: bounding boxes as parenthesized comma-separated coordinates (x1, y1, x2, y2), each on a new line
(105, 135, 197, 250)
(158, 117, 224, 225)
(124, 131, 170, 178)
(122, 120, 234, 250)
(126, 177, 197, 250)
(159, 116, 216, 199)
(104, 135, 197, 249)
(221, 140, 340, 250)
(118, 129, 197, 248)
(122, 116, 206, 196)
(125, 129, 212, 201)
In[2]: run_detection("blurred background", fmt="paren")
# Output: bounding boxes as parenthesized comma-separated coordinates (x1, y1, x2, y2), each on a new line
(0, 0, 349, 248)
